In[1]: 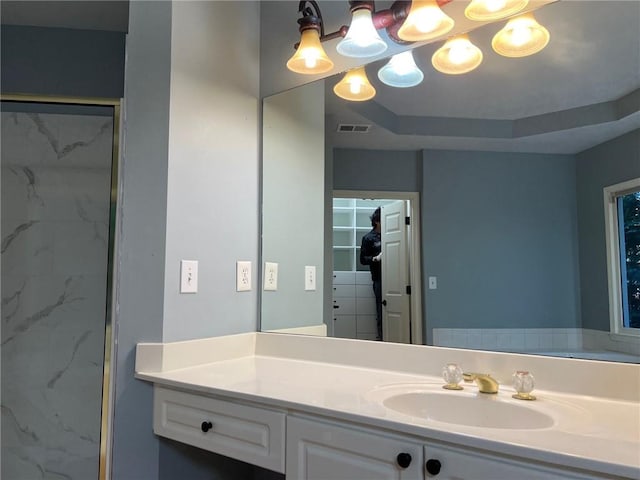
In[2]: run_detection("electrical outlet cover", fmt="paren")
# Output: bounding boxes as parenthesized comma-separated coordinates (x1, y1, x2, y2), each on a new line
(236, 261, 251, 292)
(305, 265, 316, 291)
(264, 262, 278, 291)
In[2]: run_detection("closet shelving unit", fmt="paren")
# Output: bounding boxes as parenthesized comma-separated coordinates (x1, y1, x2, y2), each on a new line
(331, 198, 382, 341)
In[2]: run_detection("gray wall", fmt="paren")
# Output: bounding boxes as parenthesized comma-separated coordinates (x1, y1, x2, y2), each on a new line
(1, 25, 125, 98)
(576, 129, 640, 331)
(161, 1, 260, 342)
(330, 148, 581, 343)
(112, 1, 171, 478)
(262, 82, 325, 331)
(120, 1, 262, 479)
(333, 149, 422, 192)
(422, 150, 580, 338)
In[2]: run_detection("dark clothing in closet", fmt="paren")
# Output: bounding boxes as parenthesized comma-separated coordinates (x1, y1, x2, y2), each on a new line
(360, 229, 381, 281)
(360, 228, 382, 340)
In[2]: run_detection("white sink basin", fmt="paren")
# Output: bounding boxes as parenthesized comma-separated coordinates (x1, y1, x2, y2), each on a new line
(383, 391, 555, 429)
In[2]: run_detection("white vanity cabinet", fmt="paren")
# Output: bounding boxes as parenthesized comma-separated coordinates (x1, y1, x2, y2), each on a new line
(422, 442, 609, 479)
(153, 386, 286, 473)
(286, 415, 423, 479)
(286, 416, 613, 480)
(137, 334, 639, 480)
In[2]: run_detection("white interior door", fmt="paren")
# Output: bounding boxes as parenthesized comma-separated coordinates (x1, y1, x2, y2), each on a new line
(381, 200, 411, 343)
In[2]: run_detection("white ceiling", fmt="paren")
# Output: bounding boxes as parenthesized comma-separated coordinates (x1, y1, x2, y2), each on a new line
(322, 0, 640, 154)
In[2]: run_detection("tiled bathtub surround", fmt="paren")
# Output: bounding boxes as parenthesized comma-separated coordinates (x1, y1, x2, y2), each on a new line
(1, 111, 113, 479)
(433, 328, 640, 361)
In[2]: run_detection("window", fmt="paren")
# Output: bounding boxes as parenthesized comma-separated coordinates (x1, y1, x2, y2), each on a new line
(604, 178, 640, 338)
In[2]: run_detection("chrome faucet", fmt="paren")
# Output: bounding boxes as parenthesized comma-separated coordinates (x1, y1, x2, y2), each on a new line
(463, 372, 499, 394)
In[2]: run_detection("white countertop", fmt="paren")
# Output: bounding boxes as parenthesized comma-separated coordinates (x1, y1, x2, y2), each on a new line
(136, 332, 640, 479)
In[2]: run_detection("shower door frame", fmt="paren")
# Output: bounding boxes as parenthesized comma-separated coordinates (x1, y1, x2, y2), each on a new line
(1, 93, 121, 480)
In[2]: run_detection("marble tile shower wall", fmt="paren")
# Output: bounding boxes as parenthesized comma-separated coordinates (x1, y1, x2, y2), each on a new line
(1, 112, 113, 479)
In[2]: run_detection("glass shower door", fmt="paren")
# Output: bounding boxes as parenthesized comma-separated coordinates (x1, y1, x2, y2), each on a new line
(1, 101, 116, 479)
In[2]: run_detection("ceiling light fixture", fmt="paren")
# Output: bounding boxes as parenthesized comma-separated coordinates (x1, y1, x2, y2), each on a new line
(333, 67, 377, 101)
(397, 0, 455, 42)
(336, 1, 388, 58)
(286, 0, 457, 75)
(464, 0, 529, 21)
(492, 13, 550, 57)
(286, 1, 334, 74)
(432, 34, 483, 74)
(378, 51, 424, 87)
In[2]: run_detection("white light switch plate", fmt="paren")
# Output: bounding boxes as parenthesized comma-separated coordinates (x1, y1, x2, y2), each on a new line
(180, 260, 198, 293)
(428, 276, 437, 290)
(264, 262, 278, 291)
(305, 266, 316, 291)
(236, 261, 251, 292)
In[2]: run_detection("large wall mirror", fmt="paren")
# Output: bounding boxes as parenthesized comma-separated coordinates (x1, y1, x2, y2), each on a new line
(261, 0, 640, 363)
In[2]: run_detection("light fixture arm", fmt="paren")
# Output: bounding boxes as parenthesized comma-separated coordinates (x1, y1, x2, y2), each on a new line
(297, 1, 325, 37)
(293, 0, 454, 50)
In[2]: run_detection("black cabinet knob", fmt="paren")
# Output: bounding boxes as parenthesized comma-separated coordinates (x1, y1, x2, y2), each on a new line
(201, 421, 213, 433)
(396, 452, 412, 469)
(426, 459, 442, 476)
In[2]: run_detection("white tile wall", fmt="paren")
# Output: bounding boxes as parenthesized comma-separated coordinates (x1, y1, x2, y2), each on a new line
(433, 327, 639, 362)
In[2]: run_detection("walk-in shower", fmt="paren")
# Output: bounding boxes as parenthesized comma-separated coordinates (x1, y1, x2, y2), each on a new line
(1, 96, 119, 479)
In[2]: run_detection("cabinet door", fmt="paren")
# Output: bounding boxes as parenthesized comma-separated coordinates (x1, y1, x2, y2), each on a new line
(333, 315, 356, 338)
(332, 297, 356, 315)
(333, 271, 356, 285)
(355, 271, 373, 285)
(356, 314, 378, 335)
(287, 416, 423, 480)
(154, 386, 285, 473)
(423, 443, 606, 480)
(333, 284, 356, 298)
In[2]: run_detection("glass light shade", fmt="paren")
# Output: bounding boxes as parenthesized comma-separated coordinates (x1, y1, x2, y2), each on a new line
(397, 0, 455, 42)
(464, 0, 529, 21)
(337, 8, 388, 58)
(333, 67, 376, 101)
(286, 29, 334, 74)
(432, 34, 483, 75)
(378, 51, 424, 88)
(492, 13, 550, 58)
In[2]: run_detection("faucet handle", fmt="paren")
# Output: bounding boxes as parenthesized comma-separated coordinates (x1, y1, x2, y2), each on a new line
(512, 371, 536, 400)
(442, 363, 463, 390)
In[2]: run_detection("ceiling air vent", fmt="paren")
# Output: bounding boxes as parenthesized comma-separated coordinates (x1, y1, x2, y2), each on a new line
(337, 124, 371, 133)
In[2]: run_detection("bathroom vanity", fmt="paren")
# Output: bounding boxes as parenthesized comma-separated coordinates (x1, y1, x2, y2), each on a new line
(135, 333, 640, 479)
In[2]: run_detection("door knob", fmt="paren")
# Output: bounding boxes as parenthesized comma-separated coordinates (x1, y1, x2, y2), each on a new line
(382, 300, 387, 306)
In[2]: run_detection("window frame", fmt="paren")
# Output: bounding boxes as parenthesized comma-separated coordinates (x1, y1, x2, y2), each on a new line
(603, 177, 640, 340)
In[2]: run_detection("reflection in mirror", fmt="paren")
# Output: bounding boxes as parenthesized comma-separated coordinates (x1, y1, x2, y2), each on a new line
(261, 1, 640, 363)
